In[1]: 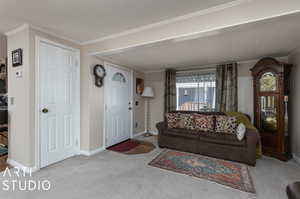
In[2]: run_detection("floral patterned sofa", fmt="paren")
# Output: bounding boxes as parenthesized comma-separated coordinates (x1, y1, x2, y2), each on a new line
(156, 111, 259, 166)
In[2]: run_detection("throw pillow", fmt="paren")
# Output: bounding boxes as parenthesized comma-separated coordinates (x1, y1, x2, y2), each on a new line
(236, 123, 246, 141)
(165, 113, 181, 128)
(215, 115, 238, 134)
(179, 113, 195, 129)
(193, 114, 215, 132)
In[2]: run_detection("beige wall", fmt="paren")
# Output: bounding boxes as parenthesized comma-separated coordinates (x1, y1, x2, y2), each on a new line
(80, 47, 104, 151)
(144, 71, 165, 132)
(289, 49, 300, 159)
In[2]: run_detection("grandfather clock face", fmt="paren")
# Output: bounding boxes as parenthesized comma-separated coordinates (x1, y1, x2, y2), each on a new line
(259, 72, 278, 133)
(260, 95, 277, 132)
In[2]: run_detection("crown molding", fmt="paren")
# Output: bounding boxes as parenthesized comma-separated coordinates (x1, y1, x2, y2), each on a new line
(81, 0, 252, 45)
(5, 24, 81, 45)
(4, 24, 29, 36)
(29, 24, 81, 45)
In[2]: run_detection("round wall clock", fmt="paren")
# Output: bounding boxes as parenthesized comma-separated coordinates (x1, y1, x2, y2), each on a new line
(93, 64, 106, 87)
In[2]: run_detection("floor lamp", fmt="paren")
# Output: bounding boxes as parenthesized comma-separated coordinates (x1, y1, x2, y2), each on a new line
(142, 87, 154, 137)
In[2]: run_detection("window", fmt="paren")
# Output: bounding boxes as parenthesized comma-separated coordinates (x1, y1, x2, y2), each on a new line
(112, 72, 126, 83)
(176, 70, 216, 112)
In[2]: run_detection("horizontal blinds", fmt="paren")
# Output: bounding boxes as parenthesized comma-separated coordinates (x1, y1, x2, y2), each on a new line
(176, 72, 216, 83)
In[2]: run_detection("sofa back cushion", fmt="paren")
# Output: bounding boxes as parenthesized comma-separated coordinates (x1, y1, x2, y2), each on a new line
(165, 113, 181, 128)
(179, 113, 194, 129)
(165, 113, 195, 129)
(215, 115, 238, 134)
(193, 114, 215, 132)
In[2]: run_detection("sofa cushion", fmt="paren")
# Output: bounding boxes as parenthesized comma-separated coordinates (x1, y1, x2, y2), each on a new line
(163, 128, 246, 147)
(179, 113, 195, 129)
(215, 115, 238, 134)
(197, 131, 247, 147)
(193, 114, 215, 132)
(165, 113, 181, 128)
(163, 128, 200, 139)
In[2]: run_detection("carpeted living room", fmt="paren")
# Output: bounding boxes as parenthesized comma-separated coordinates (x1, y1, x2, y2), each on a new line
(1, 1, 300, 199)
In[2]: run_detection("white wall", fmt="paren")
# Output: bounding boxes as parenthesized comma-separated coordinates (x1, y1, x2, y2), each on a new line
(289, 49, 300, 160)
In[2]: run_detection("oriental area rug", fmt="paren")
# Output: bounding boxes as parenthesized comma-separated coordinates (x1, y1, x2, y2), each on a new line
(149, 149, 255, 193)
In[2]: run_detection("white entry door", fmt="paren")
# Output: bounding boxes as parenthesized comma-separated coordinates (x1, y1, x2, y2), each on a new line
(105, 64, 132, 147)
(39, 40, 80, 168)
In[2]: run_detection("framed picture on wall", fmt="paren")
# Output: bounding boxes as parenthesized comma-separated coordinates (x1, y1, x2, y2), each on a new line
(12, 48, 23, 67)
(136, 78, 144, 95)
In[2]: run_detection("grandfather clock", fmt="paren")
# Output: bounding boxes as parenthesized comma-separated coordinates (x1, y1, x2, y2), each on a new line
(251, 57, 292, 161)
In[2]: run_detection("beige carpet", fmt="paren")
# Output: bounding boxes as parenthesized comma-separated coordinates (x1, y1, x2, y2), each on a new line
(0, 136, 299, 199)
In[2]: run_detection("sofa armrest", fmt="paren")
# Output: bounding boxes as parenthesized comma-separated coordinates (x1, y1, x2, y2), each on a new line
(156, 122, 166, 134)
(246, 128, 260, 150)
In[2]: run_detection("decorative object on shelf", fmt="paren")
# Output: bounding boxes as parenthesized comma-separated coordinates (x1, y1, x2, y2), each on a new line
(93, 64, 106, 87)
(12, 48, 23, 67)
(136, 78, 144, 95)
(251, 57, 292, 161)
(141, 87, 155, 137)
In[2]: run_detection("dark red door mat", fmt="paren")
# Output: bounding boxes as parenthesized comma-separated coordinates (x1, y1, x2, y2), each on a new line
(107, 139, 140, 152)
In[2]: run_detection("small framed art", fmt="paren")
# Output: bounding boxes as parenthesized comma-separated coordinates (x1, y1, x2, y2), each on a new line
(12, 48, 23, 67)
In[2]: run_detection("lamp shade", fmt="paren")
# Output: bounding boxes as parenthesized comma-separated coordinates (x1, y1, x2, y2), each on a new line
(141, 87, 154, 98)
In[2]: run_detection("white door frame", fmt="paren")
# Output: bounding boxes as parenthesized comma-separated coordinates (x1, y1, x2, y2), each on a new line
(103, 62, 134, 148)
(35, 36, 81, 170)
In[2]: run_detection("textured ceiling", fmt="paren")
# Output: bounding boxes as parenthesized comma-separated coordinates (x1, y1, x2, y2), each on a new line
(100, 13, 300, 71)
(0, 0, 235, 42)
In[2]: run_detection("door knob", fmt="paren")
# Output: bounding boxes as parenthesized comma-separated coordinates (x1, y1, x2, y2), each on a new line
(42, 108, 49, 113)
